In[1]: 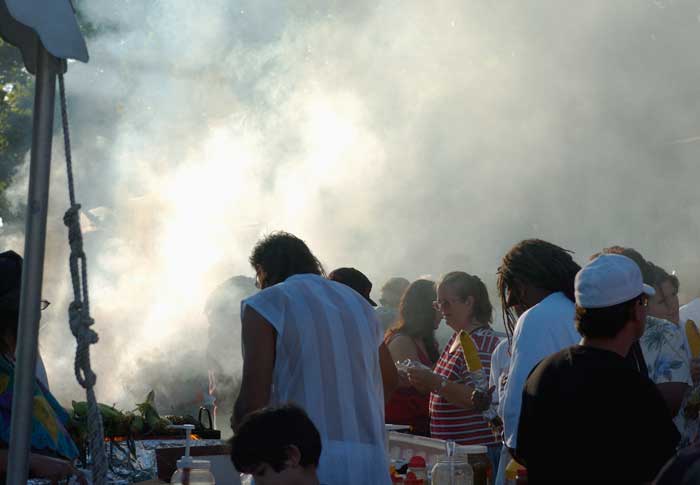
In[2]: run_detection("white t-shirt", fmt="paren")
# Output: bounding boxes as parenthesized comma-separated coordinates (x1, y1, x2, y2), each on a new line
(503, 292, 580, 449)
(489, 338, 510, 415)
(242, 274, 390, 485)
(681, 298, 700, 326)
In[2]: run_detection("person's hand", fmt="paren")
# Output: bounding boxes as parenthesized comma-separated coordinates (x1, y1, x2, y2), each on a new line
(29, 454, 87, 485)
(691, 358, 700, 385)
(396, 369, 412, 387)
(407, 367, 442, 394)
(471, 386, 495, 412)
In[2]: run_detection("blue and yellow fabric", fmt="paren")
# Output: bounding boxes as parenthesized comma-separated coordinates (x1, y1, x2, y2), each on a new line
(0, 354, 78, 459)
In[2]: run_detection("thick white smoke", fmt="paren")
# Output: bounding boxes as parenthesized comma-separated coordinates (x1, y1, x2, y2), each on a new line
(2, 0, 700, 423)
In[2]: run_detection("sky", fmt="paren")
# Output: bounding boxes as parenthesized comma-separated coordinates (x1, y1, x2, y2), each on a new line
(3, 0, 700, 415)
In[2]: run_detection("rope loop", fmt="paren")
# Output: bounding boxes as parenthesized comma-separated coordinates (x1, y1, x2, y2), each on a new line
(59, 71, 108, 484)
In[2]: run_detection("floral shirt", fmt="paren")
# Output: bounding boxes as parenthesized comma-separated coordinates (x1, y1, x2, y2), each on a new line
(640, 316, 692, 386)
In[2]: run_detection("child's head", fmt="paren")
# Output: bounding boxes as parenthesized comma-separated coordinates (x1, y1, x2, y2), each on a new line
(231, 404, 322, 484)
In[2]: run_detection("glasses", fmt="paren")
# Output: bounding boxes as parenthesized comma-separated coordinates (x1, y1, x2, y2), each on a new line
(432, 298, 464, 311)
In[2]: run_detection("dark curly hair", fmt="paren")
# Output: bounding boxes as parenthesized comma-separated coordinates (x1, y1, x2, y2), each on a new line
(249, 232, 325, 287)
(439, 271, 493, 324)
(230, 403, 322, 473)
(497, 239, 580, 337)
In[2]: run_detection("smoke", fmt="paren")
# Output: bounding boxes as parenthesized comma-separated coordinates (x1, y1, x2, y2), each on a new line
(2, 0, 700, 425)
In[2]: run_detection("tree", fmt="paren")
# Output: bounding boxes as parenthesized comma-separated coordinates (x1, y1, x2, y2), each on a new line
(0, 37, 33, 224)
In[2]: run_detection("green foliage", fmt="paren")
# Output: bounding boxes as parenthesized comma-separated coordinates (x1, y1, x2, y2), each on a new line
(0, 38, 33, 224)
(0, 3, 96, 225)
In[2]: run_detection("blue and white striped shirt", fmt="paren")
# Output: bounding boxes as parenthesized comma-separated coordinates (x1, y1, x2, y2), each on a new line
(243, 273, 390, 484)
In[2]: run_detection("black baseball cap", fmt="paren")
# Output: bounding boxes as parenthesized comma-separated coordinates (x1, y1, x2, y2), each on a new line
(328, 267, 377, 306)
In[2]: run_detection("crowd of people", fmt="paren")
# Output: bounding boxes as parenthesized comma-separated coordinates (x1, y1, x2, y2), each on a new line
(230, 232, 700, 484)
(3, 230, 700, 484)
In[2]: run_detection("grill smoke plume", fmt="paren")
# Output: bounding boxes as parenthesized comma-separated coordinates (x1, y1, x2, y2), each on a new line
(2, 0, 700, 429)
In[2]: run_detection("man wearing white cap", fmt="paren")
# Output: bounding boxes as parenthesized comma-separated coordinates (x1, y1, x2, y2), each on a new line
(515, 254, 679, 484)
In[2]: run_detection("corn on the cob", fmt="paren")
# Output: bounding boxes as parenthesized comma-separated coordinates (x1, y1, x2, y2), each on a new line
(458, 330, 483, 372)
(457, 330, 501, 431)
(505, 459, 526, 480)
(687, 320, 700, 359)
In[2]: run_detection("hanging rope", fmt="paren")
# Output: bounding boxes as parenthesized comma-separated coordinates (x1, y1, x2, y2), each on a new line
(58, 71, 109, 485)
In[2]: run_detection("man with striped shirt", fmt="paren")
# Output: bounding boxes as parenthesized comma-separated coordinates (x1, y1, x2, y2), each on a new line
(232, 232, 398, 485)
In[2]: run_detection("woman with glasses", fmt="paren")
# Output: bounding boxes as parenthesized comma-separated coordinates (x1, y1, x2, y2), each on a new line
(407, 272, 501, 457)
(384, 279, 441, 436)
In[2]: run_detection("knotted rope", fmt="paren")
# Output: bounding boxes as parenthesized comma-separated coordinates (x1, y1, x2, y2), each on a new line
(58, 72, 108, 485)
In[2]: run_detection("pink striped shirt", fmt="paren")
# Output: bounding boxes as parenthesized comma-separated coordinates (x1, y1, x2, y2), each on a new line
(429, 327, 501, 445)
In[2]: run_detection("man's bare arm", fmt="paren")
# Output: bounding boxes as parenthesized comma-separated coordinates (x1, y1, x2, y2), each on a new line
(232, 306, 276, 432)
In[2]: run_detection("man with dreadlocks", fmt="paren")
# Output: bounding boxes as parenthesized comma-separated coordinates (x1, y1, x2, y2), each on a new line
(495, 239, 581, 482)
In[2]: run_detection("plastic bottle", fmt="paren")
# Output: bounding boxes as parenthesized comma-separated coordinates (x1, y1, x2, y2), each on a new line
(169, 424, 216, 485)
(407, 456, 428, 481)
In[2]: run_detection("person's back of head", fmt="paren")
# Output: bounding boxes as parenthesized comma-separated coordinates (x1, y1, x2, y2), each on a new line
(390, 279, 439, 362)
(600, 246, 652, 281)
(497, 239, 580, 335)
(249, 232, 325, 288)
(600, 246, 680, 323)
(205, 275, 257, 322)
(379, 277, 410, 309)
(230, 403, 322, 484)
(328, 267, 376, 306)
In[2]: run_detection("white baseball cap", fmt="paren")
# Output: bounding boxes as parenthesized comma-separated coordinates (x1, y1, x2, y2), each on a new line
(575, 254, 656, 309)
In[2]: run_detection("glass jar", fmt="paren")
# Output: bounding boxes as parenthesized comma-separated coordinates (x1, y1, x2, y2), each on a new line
(430, 456, 474, 485)
(457, 445, 492, 485)
(171, 460, 216, 485)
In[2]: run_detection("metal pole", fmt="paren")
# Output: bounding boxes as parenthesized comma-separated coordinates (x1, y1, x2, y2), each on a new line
(7, 42, 57, 485)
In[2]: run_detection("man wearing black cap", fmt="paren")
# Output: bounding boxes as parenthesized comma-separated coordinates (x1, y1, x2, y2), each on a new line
(328, 267, 377, 306)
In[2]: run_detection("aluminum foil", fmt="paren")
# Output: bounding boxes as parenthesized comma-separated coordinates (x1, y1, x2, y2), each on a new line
(106, 438, 224, 483)
(25, 438, 225, 484)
